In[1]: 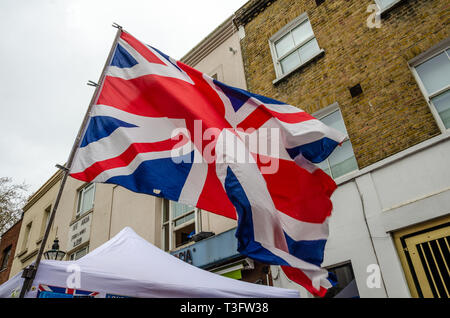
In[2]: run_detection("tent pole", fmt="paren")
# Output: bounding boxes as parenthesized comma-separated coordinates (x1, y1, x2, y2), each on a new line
(19, 24, 123, 298)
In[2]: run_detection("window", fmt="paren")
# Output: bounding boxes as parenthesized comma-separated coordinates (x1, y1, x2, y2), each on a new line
(40, 205, 51, 238)
(69, 245, 89, 261)
(324, 262, 359, 298)
(269, 13, 323, 80)
(1, 245, 12, 271)
(162, 199, 199, 251)
(375, 0, 402, 12)
(314, 105, 358, 179)
(76, 183, 95, 217)
(412, 47, 450, 131)
(21, 222, 32, 251)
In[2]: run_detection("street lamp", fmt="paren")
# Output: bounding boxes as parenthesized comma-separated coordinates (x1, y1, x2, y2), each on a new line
(43, 238, 66, 261)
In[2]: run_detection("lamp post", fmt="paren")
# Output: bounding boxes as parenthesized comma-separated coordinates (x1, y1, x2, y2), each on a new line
(43, 238, 66, 261)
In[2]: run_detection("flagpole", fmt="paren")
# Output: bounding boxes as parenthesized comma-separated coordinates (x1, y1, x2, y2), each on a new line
(19, 24, 123, 298)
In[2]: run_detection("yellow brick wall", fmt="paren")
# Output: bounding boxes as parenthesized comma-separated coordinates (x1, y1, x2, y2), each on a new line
(239, 0, 449, 168)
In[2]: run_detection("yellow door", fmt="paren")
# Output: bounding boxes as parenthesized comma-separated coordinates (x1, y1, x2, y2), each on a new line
(394, 216, 450, 298)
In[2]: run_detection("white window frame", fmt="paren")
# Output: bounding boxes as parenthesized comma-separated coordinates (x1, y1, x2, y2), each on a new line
(269, 12, 324, 83)
(161, 199, 201, 251)
(76, 183, 95, 217)
(374, 0, 402, 13)
(409, 38, 450, 133)
(313, 103, 358, 179)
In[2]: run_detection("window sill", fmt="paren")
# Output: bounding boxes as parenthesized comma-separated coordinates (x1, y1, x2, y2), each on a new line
(19, 248, 38, 263)
(16, 249, 28, 258)
(36, 236, 43, 245)
(272, 49, 325, 85)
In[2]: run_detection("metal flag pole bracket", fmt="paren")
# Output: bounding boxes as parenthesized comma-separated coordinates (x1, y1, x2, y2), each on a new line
(55, 164, 69, 172)
(18, 25, 123, 298)
(87, 80, 99, 87)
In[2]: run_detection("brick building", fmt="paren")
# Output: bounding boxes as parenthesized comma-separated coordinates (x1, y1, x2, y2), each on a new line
(235, 0, 448, 169)
(234, 0, 449, 298)
(0, 219, 22, 284)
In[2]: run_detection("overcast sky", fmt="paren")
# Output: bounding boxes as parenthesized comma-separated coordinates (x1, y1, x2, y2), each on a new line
(0, 0, 248, 194)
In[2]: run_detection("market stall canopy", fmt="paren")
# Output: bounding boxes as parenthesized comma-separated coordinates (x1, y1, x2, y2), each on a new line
(0, 227, 299, 298)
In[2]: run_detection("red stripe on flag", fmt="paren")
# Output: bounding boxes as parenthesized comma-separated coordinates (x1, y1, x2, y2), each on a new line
(256, 154, 336, 223)
(120, 32, 166, 65)
(281, 266, 329, 297)
(196, 162, 238, 220)
(70, 134, 188, 182)
(237, 107, 272, 130)
(263, 106, 315, 124)
(237, 105, 315, 130)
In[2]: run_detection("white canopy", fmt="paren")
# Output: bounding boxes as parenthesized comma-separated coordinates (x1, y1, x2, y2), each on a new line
(0, 227, 299, 298)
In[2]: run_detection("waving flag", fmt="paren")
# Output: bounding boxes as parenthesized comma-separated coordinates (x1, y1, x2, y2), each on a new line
(70, 29, 346, 297)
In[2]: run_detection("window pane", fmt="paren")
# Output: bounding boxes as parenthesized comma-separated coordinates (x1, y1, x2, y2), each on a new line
(416, 52, 450, 95)
(321, 110, 348, 134)
(431, 90, 450, 129)
(71, 246, 89, 261)
(275, 33, 294, 58)
(174, 212, 195, 227)
(292, 20, 314, 46)
(175, 223, 195, 248)
(328, 140, 358, 178)
(1, 246, 12, 270)
(280, 51, 300, 74)
(76, 246, 88, 260)
(298, 38, 320, 63)
(325, 263, 359, 298)
(171, 201, 195, 219)
(80, 185, 94, 214)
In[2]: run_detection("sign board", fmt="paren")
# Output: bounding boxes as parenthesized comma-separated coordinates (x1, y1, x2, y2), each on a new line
(68, 213, 92, 250)
(170, 228, 239, 268)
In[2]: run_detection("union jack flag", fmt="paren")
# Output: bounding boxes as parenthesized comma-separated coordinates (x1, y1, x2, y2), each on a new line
(70, 30, 346, 297)
(38, 284, 100, 298)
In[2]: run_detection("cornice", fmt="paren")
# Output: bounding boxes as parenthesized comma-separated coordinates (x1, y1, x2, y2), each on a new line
(233, 0, 277, 27)
(23, 170, 63, 213)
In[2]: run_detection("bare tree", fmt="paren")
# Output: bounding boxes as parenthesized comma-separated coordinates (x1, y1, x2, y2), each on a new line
(0, 177, 29, 236)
